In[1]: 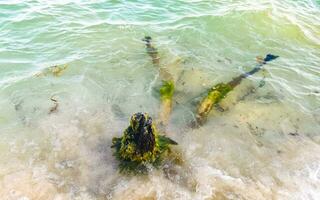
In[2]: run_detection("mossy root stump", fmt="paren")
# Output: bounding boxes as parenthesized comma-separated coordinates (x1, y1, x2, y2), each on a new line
(111, 113, 178, 173)
(195, 54, 279, 125)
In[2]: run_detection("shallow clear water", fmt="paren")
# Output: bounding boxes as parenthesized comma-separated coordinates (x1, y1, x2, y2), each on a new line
(0, 0, 320, 199)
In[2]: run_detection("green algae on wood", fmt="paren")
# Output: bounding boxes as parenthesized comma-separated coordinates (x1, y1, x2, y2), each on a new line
(160, 80, 175, 100)
(195, 54, 279, 125)
(196, 83, 232, 125)
(159, 80, 175, 127)
(111, 113, 177, 173)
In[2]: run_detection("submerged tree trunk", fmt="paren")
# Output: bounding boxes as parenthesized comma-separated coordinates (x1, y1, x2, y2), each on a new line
(195, 54, 279, 126)
(143, 36, 175, 128)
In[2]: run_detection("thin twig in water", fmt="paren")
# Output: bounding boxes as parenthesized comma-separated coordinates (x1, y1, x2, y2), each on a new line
(49, 96, 59, 114)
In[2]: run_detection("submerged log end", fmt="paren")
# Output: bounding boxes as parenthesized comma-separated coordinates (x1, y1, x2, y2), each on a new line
(142, 36, 152, 43)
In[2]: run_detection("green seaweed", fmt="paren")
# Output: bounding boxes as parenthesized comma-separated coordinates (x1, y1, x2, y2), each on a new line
(111, 113, 177, 174)
(158, 80, 175, 127)
(160, 80, 175, 100)
(206, 83, 232, 103)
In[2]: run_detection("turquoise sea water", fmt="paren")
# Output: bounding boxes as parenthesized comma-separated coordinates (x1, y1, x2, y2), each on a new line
(0, 0, 320, 199)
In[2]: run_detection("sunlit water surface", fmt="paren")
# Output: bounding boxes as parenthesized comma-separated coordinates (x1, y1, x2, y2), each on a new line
(0, 0, 320, 199)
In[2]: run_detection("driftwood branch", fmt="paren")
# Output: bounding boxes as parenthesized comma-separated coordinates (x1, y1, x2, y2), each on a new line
(195, 54, 279, 126)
